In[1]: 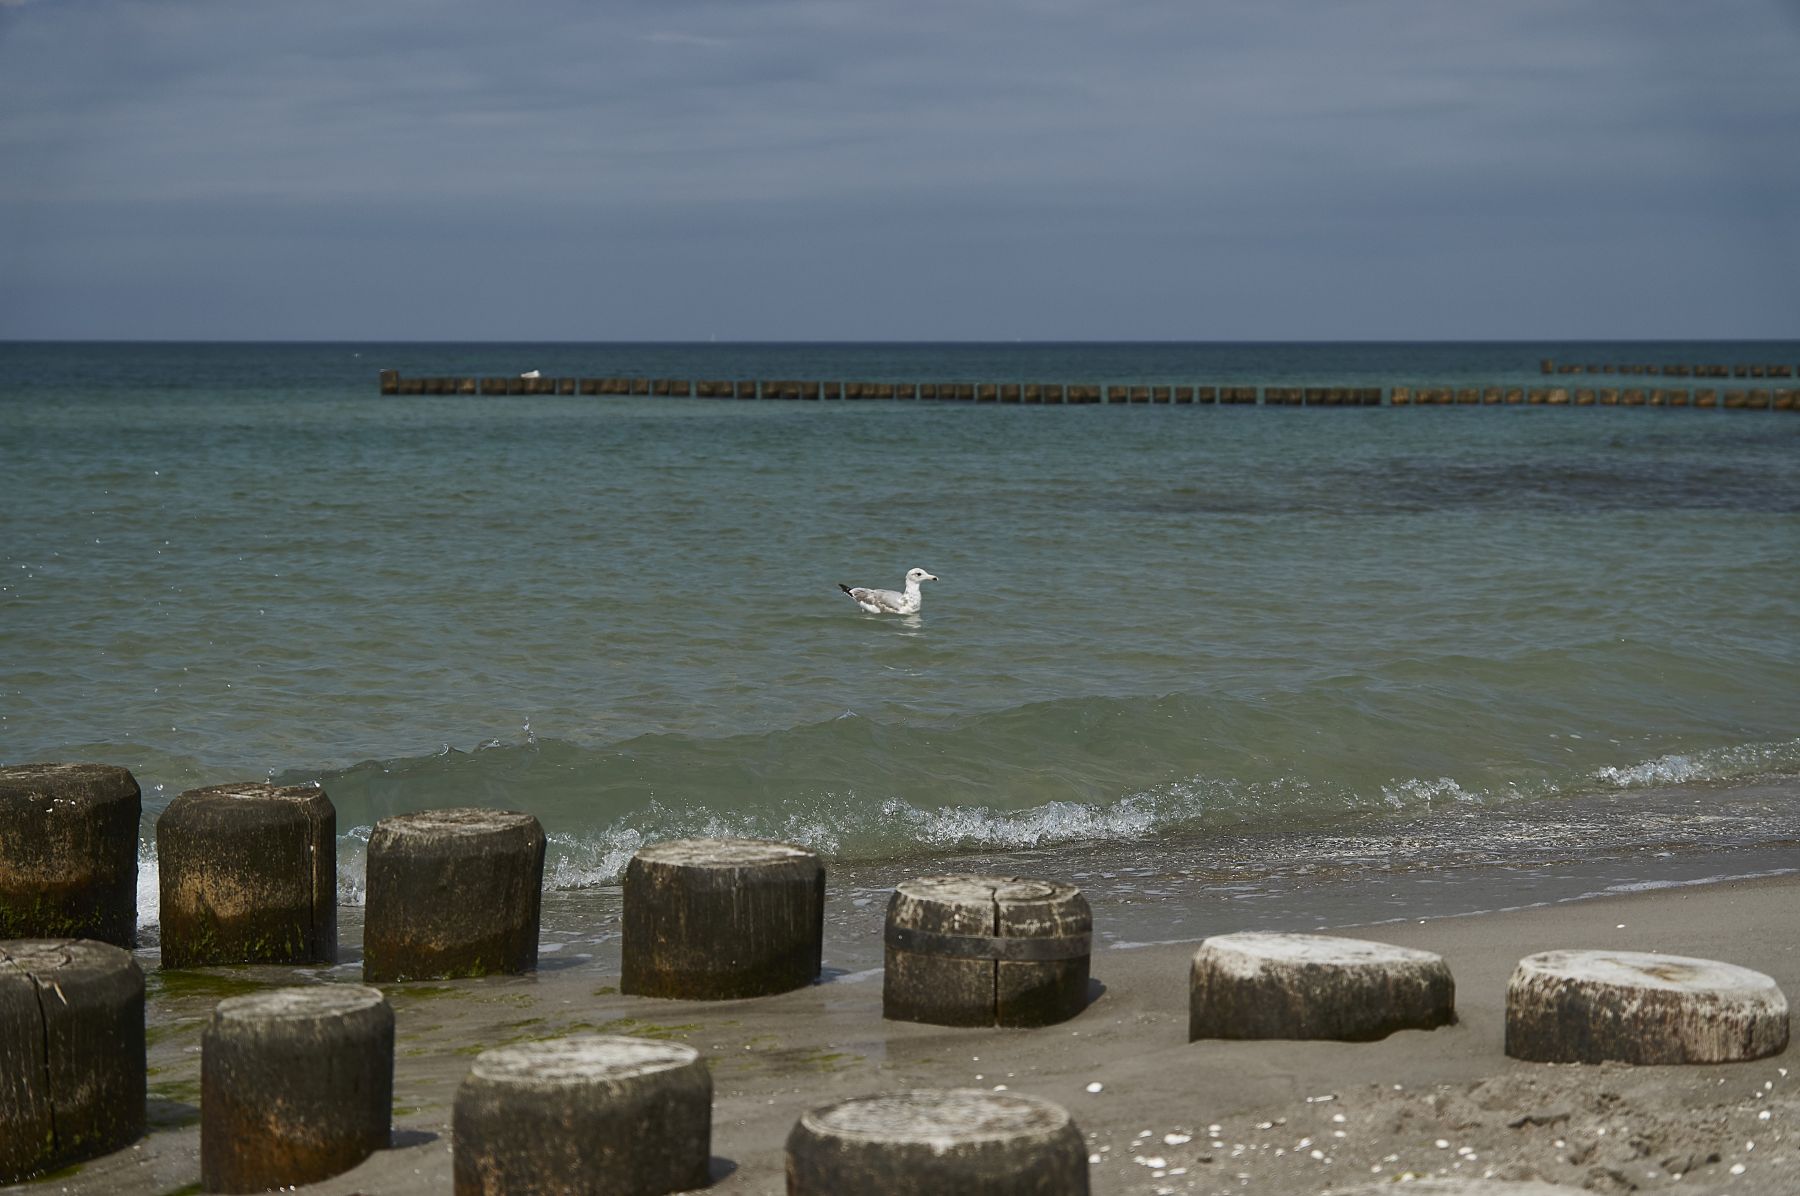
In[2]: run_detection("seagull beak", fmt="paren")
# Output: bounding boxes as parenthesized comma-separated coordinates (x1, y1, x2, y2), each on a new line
(926, 574, 939, 581)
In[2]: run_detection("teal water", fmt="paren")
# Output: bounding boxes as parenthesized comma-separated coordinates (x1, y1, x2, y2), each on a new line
(3, 342, 1797, 923)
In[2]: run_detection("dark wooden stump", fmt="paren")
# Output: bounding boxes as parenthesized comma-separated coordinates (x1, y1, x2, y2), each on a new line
(786, 1089, 1087, 1195)
(1189, 932, 1455, 1042)
(621, 837, 823, 1000)
(1506, 949, 1789, 1064)
(884, 876, 1090, 1028)
(362, 808, 545, 982)
(0, 763, 140, 947)
(454, 1034, 711, 1196)
(0, 939, 145, 1183)
(156, 783, 336, 968)
(201, 985, 393, 1193)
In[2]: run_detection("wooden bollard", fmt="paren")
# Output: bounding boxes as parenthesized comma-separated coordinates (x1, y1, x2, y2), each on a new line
(650, 378, 670, 396)
(918, 383, 938, 399)
(884, 876, 1090, 1028)
(557, 378, 575, 395)
(0, 940, 144, 1184)
(580, 378, 599, 395)
(1151, 385, 1170, 403)
(978, 383, 998, 402)
(378, 369, 399, 395)
(454, 1035, 710, 1196)
(787, 1090, 1087, 1196)
(621, 838, 823, 1000)
(1506, 950, 1788, 1065)
(1504, 387, 1524, 404)
(0, 763, 139, 947)
(1000, 383, 1021, 402)
(896, 382, 917, 399)
(1189, 932, 1455, 1042)
(822, 381, 842, 399)
(201, 986, 393, 1193)
(157, 783, 336, 968)
(1390, 386, 1412, 406)
(1129, 386, 1149, 403)
(362, 808, 545, 982)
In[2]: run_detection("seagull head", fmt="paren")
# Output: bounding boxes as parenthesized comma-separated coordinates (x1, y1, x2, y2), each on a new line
(906, 567, 938, 584)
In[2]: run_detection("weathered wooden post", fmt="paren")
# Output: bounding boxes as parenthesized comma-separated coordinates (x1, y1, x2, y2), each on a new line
(362, 808, 545, 982)
(1129, 386, 1150, 403)
(200, 986, 393, 1193)
(1506, 950, 1788, 1064)
(884, 876, 1090, 1028)
(156, 783, 336, 968)
(1390, 387, 1412, 406)
(1000, 384, 1021, 403)
(0, 763, 139, 947)
(621, 838, 823, 1000)
(455, 1037, 710, 1196)
(378, 369, 400, 395)
(0, 940, 144, 1184)
(787, 1090, 1087, 1196)
(1189, 932, 1455, 1042)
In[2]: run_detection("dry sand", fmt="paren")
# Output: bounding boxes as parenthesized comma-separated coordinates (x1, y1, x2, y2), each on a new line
(10, 872, 1794, 1195)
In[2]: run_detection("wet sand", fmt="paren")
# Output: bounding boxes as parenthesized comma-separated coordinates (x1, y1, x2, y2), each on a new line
(12, 863, 1793, 1196)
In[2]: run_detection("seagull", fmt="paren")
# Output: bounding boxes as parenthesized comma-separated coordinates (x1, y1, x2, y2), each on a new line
(839, 567, 938, 615)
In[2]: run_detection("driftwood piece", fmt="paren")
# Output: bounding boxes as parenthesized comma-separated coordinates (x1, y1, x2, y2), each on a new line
(621, 838, 824, 1000)
(883, 875, 1091, 1028)
(201, 985, 394, 1193)
(786, 1089, 1088, 1195)
(453, 1034, 711, 1196)
(363, 808, 545, 982)
(156, 783, 337, 968)
(0, 763, 140, 946)
(0, 939, 145, 1183)
(1189, 932, 1455, 1042)
(1505, 949, 1789, 1064)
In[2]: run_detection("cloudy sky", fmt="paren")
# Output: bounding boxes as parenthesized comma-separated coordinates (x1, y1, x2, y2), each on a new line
(1, 0, 1796, 341)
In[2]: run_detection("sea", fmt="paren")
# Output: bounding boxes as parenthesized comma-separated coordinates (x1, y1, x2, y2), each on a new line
(3, 340, 1797, 961)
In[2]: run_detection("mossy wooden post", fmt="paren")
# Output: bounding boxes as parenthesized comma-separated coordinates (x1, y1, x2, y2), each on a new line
(0, 763, 140, 947)
(884, 876, 1090, 1028)
(453, 1035, 710, 1196)
(787, 1090, 1088, 1196)
(1189, 932, 1455, 1042)
(621, 838, 823, 1000)
(200, 986, 393, 1194)
(157, 783, 336, 968)
(0, 940, 145, 1184)
(1505, 950, 1788, 1064)
(362, 808, 545, 982)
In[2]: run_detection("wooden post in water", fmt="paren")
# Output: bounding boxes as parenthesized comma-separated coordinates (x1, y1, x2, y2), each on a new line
(156, 783, 336, 968)
(1190, 932, 1455, 1042)
(362, 808, 545, 982)
(787, 1090, 1088, 1196)
(884, 876, 1090, 1028)
(0, 764, 140, 947)
(201, 986, 393, 1193)
(0, 940, 145, 1185)
(454, 1036, 711, 1196)
(621, 838, 824, 1000)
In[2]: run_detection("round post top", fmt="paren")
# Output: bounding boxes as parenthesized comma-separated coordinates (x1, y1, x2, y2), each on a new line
(467, 1034, 701, 1088)
(213, 984, 388, 1024)
(372, 807, 540, 840)
(894, 876, 1080, 906)
(1194, 932, 1446, 972)
(633, 837, 819, 869)
(1513, 949, 1784, 998)
(800, 1089, 1073, 1147)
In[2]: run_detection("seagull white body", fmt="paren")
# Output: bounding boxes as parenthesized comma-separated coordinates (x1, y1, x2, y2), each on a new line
(839, 567, 938, 615)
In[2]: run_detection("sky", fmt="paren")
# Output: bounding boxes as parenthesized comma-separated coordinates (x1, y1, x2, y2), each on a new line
(1, 0, 1797, 342)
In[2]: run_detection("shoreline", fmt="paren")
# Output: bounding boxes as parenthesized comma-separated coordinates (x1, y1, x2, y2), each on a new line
(14, 853, 1794, 1195)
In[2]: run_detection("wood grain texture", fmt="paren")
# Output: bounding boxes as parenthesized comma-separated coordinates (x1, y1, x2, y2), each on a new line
(1505, 949, 1789, 1064)
(454, 1035, 711, 1196)
(363, 808, 545, 982)
(155, 783, 336, 968)
(201, 985, 393, 1193)
(785, 1089, 1088, 1196)
(0, 939, 145, 1184)
(0, 764, 140, 947)
(620, 838, 823, 1000)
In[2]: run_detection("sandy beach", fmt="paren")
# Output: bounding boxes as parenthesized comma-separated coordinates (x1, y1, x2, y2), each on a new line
(9, 864, 1791, 1196)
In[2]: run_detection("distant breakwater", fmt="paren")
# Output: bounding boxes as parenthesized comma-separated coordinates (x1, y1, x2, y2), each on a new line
(378, 370, 1800, 410)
